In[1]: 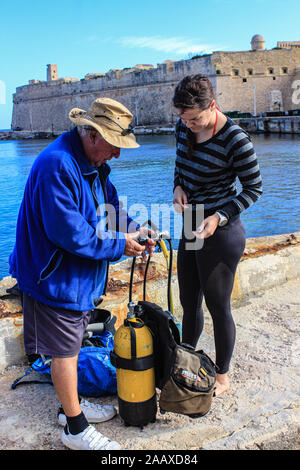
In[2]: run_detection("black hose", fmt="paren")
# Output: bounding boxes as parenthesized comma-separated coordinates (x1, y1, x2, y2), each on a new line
(129, 256, 136, 303)
(166, 238, 173, 313)
(143, 255, 151, 301)
(143, 238, 173, 312)
(129, 224, 173, 311)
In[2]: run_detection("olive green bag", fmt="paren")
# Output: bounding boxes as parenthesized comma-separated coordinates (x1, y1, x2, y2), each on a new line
(159, 344, 216, 417)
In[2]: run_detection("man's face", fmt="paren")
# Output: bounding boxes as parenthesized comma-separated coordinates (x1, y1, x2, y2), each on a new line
(85, 130, 121, 167)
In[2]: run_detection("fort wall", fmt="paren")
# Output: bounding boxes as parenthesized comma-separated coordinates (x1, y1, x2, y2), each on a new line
(12, 57, 213, 132)
(214, 49, 300, 114)
(11, 47, 300, 132)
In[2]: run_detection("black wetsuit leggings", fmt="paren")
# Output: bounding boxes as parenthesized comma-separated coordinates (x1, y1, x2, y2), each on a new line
(177, 215, 246, 374)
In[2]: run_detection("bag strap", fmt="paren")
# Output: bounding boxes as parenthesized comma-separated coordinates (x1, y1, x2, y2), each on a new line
(110, 351, 154, 371)
(124, 318, 144, 359)
(11, 367, 52, 390)
(168, 317, 181, 345)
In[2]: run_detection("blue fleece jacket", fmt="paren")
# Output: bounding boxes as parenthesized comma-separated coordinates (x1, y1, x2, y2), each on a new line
(9, 128, 138, 310)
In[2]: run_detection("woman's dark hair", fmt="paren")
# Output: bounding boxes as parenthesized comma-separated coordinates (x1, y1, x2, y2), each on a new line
(173, 74, 215, 111)
(173, 75, 215, 156)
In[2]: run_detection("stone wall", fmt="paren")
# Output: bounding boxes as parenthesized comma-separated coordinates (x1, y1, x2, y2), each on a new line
(214, 49, 300, 114)
(11, 56, 214, 131)
(11, 48, 300, 132)
(0, 232, 299, 372)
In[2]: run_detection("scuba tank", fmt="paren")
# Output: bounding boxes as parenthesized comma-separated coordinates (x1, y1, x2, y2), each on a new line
(110, 223, 173, 428)
(110, 301, 157, 428)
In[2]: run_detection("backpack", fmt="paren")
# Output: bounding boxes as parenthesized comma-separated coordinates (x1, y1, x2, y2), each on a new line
(137, 300, 217, 417)
(11, 329, 117, 397)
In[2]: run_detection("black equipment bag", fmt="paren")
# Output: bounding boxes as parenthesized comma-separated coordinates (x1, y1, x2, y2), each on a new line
(138, 300, 217, 417)
(137, 300, 180, 390)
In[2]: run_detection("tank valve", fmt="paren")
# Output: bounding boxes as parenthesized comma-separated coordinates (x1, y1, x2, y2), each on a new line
(127, 301, 135, 319)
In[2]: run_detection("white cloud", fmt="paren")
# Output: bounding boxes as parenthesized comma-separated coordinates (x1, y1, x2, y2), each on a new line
(117, 35, 226, 55)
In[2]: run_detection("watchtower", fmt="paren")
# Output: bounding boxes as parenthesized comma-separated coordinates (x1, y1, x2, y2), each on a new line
(47, 64, 58, 81)
(251, 34, 265, 50)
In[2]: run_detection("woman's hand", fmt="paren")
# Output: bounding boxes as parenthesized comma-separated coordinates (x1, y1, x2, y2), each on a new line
(173, 186, 188, 212)
(193, 213, 220, 239)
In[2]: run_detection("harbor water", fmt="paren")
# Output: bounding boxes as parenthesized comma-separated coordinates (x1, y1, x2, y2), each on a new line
(0, 133, 299, 280)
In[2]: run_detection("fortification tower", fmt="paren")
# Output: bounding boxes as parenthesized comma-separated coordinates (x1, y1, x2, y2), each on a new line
(251, 34, 265, 50)
(47, 64, 58, 81)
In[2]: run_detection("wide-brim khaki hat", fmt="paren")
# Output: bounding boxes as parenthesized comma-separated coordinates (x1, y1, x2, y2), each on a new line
(69, 97, 140, 149)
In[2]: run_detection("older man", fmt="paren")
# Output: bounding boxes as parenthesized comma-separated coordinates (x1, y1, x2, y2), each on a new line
(9, 98, 154, 451)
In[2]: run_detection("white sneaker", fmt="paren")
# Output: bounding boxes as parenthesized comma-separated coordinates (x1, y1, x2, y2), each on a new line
(58, 400, 117, 426)
(61, 424, 121, 450)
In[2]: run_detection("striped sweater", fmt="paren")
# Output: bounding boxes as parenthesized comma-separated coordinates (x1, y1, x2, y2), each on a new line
(174, 117, 263, 219)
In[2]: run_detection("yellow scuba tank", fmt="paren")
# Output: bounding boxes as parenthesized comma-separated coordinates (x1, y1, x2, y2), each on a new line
(110, 302, 157, 428)
(110, 224, 173, 428)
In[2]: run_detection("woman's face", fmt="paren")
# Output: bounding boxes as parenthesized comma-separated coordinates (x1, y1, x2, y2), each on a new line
(179, 101, 215, 133)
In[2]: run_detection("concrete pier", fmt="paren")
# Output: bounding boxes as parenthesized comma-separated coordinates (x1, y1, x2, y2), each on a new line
(0, 232, 300, 371)
(0, 232, 299, 450)
(236, 115, 300, 134)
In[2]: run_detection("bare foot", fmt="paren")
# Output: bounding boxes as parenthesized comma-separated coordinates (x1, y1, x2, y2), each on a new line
(214, 373, 230, 397)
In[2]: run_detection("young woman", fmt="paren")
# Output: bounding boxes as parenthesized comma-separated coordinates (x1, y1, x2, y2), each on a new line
(172, 75, 263, 397)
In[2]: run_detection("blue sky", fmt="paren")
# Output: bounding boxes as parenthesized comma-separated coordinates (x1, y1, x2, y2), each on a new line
(1, 0, 300, 129)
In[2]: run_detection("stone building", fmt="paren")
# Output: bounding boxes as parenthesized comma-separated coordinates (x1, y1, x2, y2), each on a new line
(47, 64, 58, 81)
(277, 41, 300, 49)
(11, 35, 300, 132)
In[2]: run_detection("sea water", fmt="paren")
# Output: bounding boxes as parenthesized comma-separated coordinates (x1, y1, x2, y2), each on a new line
(0, 133, 299, 279)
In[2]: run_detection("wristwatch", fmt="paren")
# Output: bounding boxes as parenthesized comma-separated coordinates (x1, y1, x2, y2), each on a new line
(215, 211, 228, 227)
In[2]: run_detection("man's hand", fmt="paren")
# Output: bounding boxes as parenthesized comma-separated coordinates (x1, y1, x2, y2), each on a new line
(173, 186, 188, 213)
(193, 213, 220, 239)
(124, 228, 156, 260)
(137, 227, 156, 261)
(124, 232, 145, 257)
